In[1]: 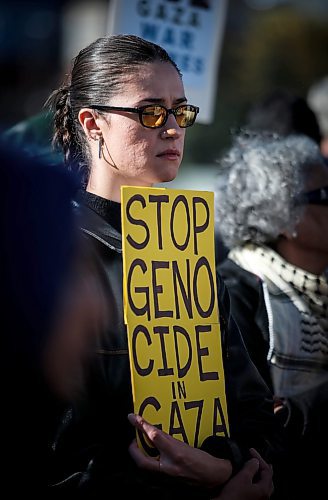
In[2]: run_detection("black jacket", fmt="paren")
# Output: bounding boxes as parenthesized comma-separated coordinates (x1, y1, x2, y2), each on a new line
(219, 257, 328, 500)
(219, 258, 272, 391)
(52, 202, 282, 498)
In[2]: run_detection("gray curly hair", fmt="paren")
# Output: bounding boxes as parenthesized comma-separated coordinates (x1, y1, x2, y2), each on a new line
(215, 131, 325, 248)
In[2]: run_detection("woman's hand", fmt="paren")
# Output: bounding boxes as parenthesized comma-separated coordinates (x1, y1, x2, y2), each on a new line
(128, 413, 233, 489)
(214, 448, 274, 500)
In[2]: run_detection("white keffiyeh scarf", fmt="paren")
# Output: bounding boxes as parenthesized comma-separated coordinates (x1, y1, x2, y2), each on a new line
(229, 243, 328, 341)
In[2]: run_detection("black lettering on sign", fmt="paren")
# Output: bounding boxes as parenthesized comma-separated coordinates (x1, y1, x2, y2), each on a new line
(149, 194, 169, 249)
(184, 399, 203, 447)
(126, 194, 150, 249)
(127, 258, 150, 320)
(163, 27, 175, 46)
(194, 56, 204, 74)
(154, 325, 174, 376)
(195, 324, 219, 381)
(137, 0, 150, 17)
(152, 260, 173, 318)
(173, 325, 192, 378)
(171, 380, 187, 400)
(180, 54, 191, 72)
(140, 22, 159, 41)
(177, 380, 186, 399)
(172, 259, 192, 319)
(138, 396, 162, 456)
(137, 1, 201, 27)
(192, 196, 210, 255)
(137, 396, 228, 455)
(168, 52, 205, 75)
(170, 195, 191, 251)
(172, 6, 184, 25)
(193, 256, 215, 318)
(171, 381, 177, 400)
(132, 324, 154, 376)
(189, 11, 200, 27)
(169, 401, 189, 443)
(155, 3, 166, 20)
(128, 257, 216, 322)
(180, 30, 194, 49)
(213, 397, 229, 438)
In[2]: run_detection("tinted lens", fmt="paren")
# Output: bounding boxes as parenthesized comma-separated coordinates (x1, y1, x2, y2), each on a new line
(175, 105, 197, 128)
(309, 187, 328, 205)
(141, 106, 167, 128)
(316, 187, 328, 204)
(140, 104, 198, 128)
(297, 186, 328, 205)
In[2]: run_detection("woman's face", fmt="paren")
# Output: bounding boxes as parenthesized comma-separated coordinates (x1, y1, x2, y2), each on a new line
(95, 61, 187, 189)
(296, 162, 328, 257)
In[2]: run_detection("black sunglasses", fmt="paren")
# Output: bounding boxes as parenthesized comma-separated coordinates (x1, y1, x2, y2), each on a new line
(89, 103, 199, 129)
(296, 186, 328, 206)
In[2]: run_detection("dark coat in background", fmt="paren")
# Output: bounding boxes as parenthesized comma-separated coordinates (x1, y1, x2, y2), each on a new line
(219, 256, 328, 500)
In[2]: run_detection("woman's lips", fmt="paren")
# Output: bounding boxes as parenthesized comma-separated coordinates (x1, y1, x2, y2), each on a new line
(157, 149, 181, 160)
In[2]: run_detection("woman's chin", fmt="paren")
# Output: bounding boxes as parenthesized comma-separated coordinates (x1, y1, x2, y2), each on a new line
(157, 166, 180, 184)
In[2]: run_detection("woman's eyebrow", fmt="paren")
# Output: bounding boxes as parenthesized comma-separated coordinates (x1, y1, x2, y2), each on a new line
(140, 97, 187, 104)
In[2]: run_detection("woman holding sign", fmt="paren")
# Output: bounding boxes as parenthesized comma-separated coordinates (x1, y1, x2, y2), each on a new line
(47, 34, 280, 498)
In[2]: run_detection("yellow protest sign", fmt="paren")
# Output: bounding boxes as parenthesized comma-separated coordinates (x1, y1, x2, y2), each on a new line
(121, 186, 229, 455)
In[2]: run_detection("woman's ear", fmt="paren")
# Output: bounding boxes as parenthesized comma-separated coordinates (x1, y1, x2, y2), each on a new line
(78, 109, 102, 140)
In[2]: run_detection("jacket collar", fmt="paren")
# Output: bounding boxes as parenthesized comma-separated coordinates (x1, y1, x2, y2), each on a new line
(74, 201, 122, 253)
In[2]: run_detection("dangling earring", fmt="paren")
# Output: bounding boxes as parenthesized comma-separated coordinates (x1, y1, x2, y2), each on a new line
(292, 230, 298, 239)
(98, 136, 104, 159)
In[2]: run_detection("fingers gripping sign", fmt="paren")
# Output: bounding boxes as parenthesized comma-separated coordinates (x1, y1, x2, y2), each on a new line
(128, 413, 233, 489)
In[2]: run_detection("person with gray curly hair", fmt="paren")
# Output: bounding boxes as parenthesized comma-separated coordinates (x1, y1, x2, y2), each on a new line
(215, 130, 328, 500)
(216, 132, 320, 251)
(216, 131, 328, 387)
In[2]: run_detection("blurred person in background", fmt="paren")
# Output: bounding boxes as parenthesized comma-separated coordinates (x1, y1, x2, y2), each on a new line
(45, 33, 280, 499)
(307, 75, 328, 159)
(215, 88, 323, 265)
(0, 144, 109, 494)
(244, 88, 322, 146)
(215, 131, 328, 499)
(1, 110, 63, 167)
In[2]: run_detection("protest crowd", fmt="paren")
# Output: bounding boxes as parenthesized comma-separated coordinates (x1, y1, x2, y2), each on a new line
(2, 5, 328, 498)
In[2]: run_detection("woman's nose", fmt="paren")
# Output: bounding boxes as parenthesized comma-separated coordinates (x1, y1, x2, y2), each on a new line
(161, 125, 182, 139)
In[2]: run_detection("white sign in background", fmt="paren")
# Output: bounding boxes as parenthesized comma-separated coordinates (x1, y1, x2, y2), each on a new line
(107, 0, 228, 124)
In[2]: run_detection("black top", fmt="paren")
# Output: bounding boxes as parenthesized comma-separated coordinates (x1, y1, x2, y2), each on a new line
(78, 190, 122, 233)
